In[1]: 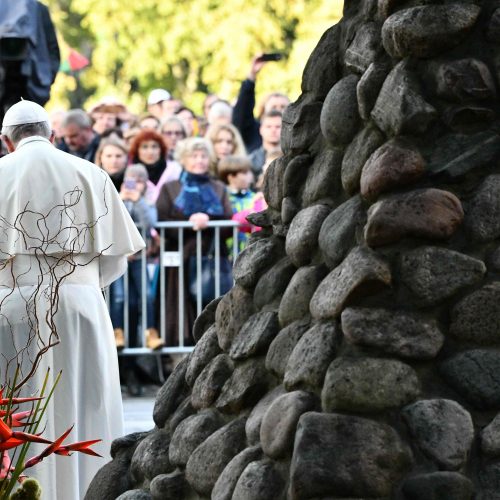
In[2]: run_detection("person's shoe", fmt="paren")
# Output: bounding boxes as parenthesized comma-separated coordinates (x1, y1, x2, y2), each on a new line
(114, 328, 125, 351)
(145, 328, 165, 350)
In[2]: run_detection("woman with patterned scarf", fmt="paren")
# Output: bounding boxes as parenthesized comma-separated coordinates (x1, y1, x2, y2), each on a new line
(156, 137, 232, 346)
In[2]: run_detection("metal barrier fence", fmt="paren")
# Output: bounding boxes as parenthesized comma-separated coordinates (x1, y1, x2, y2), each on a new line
(107, 220, 240, 356)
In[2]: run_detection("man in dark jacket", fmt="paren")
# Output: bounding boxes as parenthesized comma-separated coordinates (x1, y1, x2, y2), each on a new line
(232, 54, 289, 154)
(0, 0, 60, 120)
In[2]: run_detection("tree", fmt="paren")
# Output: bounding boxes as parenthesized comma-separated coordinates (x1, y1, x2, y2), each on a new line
(45, 0, 343, 112)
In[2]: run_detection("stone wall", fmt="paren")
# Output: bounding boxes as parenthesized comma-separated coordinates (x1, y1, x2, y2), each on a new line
(86, 0, 500, 498)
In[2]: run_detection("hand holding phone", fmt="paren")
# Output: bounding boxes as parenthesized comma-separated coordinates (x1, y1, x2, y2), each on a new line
(256, 53, 283, 62)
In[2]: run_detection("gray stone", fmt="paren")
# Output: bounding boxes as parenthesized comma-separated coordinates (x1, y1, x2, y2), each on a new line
(318, 196, 366, 269)
(428, 58, 496, 102)
(279, 266, 326, 326)
(342, 307, 444, 359)
(290, 412, 412, 498)
(85, 446, 136, 500)
(345, 22, 381, 73)
(487, 8, 500, 42)
(428, 131, 500, 177)
(285, 205, 331, 267)
(465, 175, 500, 243)
(232, 237, 283, 290)
(166, 396, 195, 434)
(489, 246, 500, 272)
(150, 471, 187, 500)
(116, 491, 151, 500)
(402, 472, 474, 500)
(322, 357, 420, 413)
(266, 319, 311, 378)
(450, 284, 500, 345)
(110, 432, 149, 460)
(310, 246, 391, 320)
(169, 410, 224, 466)
(192, 295, 222, 343)
(478, 462, 500, 499)
(262, 155, 287, 210)
(341, 125, 385, 195)
(185, 323, 221, 387)
(357, 60, 391, 120)
(232, 460, 286, 500)
(381, 4, 481, 58)
(281, 197, 300, 225)
(284, 322, 341, 390)
(301, 148, 343, 206)
(364, 189, 464, 247)
(360, 138, 426, 202)
(245, 385, 287, 445)
(283, 154, 312, 198)
(400, 246, 485, 306)
(216, 357, 270, 413)
(215, 285, 255, 352)
(301, 25, 340, 100)
(229, 312, 280, 360)
(185, 417, 247, 496)
(191, 353, 233, 410)
(212, 446, 263, 500)
(281, 94, 323, 154)
(371, 61, 437, 136)
(253, 257, 296, 310)
(403, 399, 474, 470)
(260, 390, 318, 459)
(441, 350, 500, 409)
(320, 74, 361, 145)
(129, 429, 173, 483)
(153, 356, 189, 428)
(481, 413, 500, 457)
(442, 104, 495, 133)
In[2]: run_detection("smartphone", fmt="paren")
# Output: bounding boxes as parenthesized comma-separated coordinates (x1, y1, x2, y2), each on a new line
(124, 179, 136, 190)
(257, 53, 283, 62)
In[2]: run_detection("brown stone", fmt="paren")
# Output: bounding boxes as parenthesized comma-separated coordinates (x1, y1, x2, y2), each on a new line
(364, 188, 464, 247)
(310, 246, 391, 320)
(381, 4, 481, 59)
(360, 138, 426, 202)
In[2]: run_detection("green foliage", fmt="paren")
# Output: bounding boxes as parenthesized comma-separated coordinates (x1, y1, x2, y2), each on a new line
(9, 478, 42, 500)
(44, 0, 343, 112)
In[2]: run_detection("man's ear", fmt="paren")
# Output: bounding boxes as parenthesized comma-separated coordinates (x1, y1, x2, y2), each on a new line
(1, 135, 15, 153)
(49, 130, 56, 144)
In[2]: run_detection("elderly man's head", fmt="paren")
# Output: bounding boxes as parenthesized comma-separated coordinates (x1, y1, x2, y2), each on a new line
(61, 110, 95, 153)
(1, 100, 52, 151)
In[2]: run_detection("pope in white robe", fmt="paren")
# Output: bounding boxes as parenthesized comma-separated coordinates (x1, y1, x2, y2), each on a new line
(0, 101, 145, 499)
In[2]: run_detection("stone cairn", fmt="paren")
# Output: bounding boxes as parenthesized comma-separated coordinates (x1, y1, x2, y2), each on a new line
(87, 0, 500, 498)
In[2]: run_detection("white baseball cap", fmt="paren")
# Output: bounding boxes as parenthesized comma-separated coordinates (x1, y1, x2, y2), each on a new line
(2, 100, 50, 127)
(147, 88, 171, 105)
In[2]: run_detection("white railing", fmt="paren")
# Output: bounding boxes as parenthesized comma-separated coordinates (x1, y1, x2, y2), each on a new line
(107, 220, 240, 356)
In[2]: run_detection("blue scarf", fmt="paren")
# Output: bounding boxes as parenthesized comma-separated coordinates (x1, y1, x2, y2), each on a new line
(174, 171, 224, 217)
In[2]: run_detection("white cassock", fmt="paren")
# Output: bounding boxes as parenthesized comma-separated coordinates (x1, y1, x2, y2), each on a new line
(0, 136, 145, 499)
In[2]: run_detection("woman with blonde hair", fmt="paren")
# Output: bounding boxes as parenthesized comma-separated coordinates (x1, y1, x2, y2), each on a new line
(205, 122, 246, 176)
(156, 137, 233, 345)
(95, 136, 129, 191)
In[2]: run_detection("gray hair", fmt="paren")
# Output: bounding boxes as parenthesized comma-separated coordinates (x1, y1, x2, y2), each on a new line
(1, 121, 51, 145)
(61, 109, 92, 129)
(175, 137, 213, 164)
(207, 100, 232, 123)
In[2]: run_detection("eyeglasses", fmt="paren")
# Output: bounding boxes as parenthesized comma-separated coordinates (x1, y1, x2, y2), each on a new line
(162, 130, 184, 137)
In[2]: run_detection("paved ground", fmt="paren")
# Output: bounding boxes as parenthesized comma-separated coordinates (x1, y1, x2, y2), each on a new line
(122, 386, 158, 434)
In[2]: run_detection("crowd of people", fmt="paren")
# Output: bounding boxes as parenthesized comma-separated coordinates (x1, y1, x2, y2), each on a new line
(35, 56, 290, 395)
